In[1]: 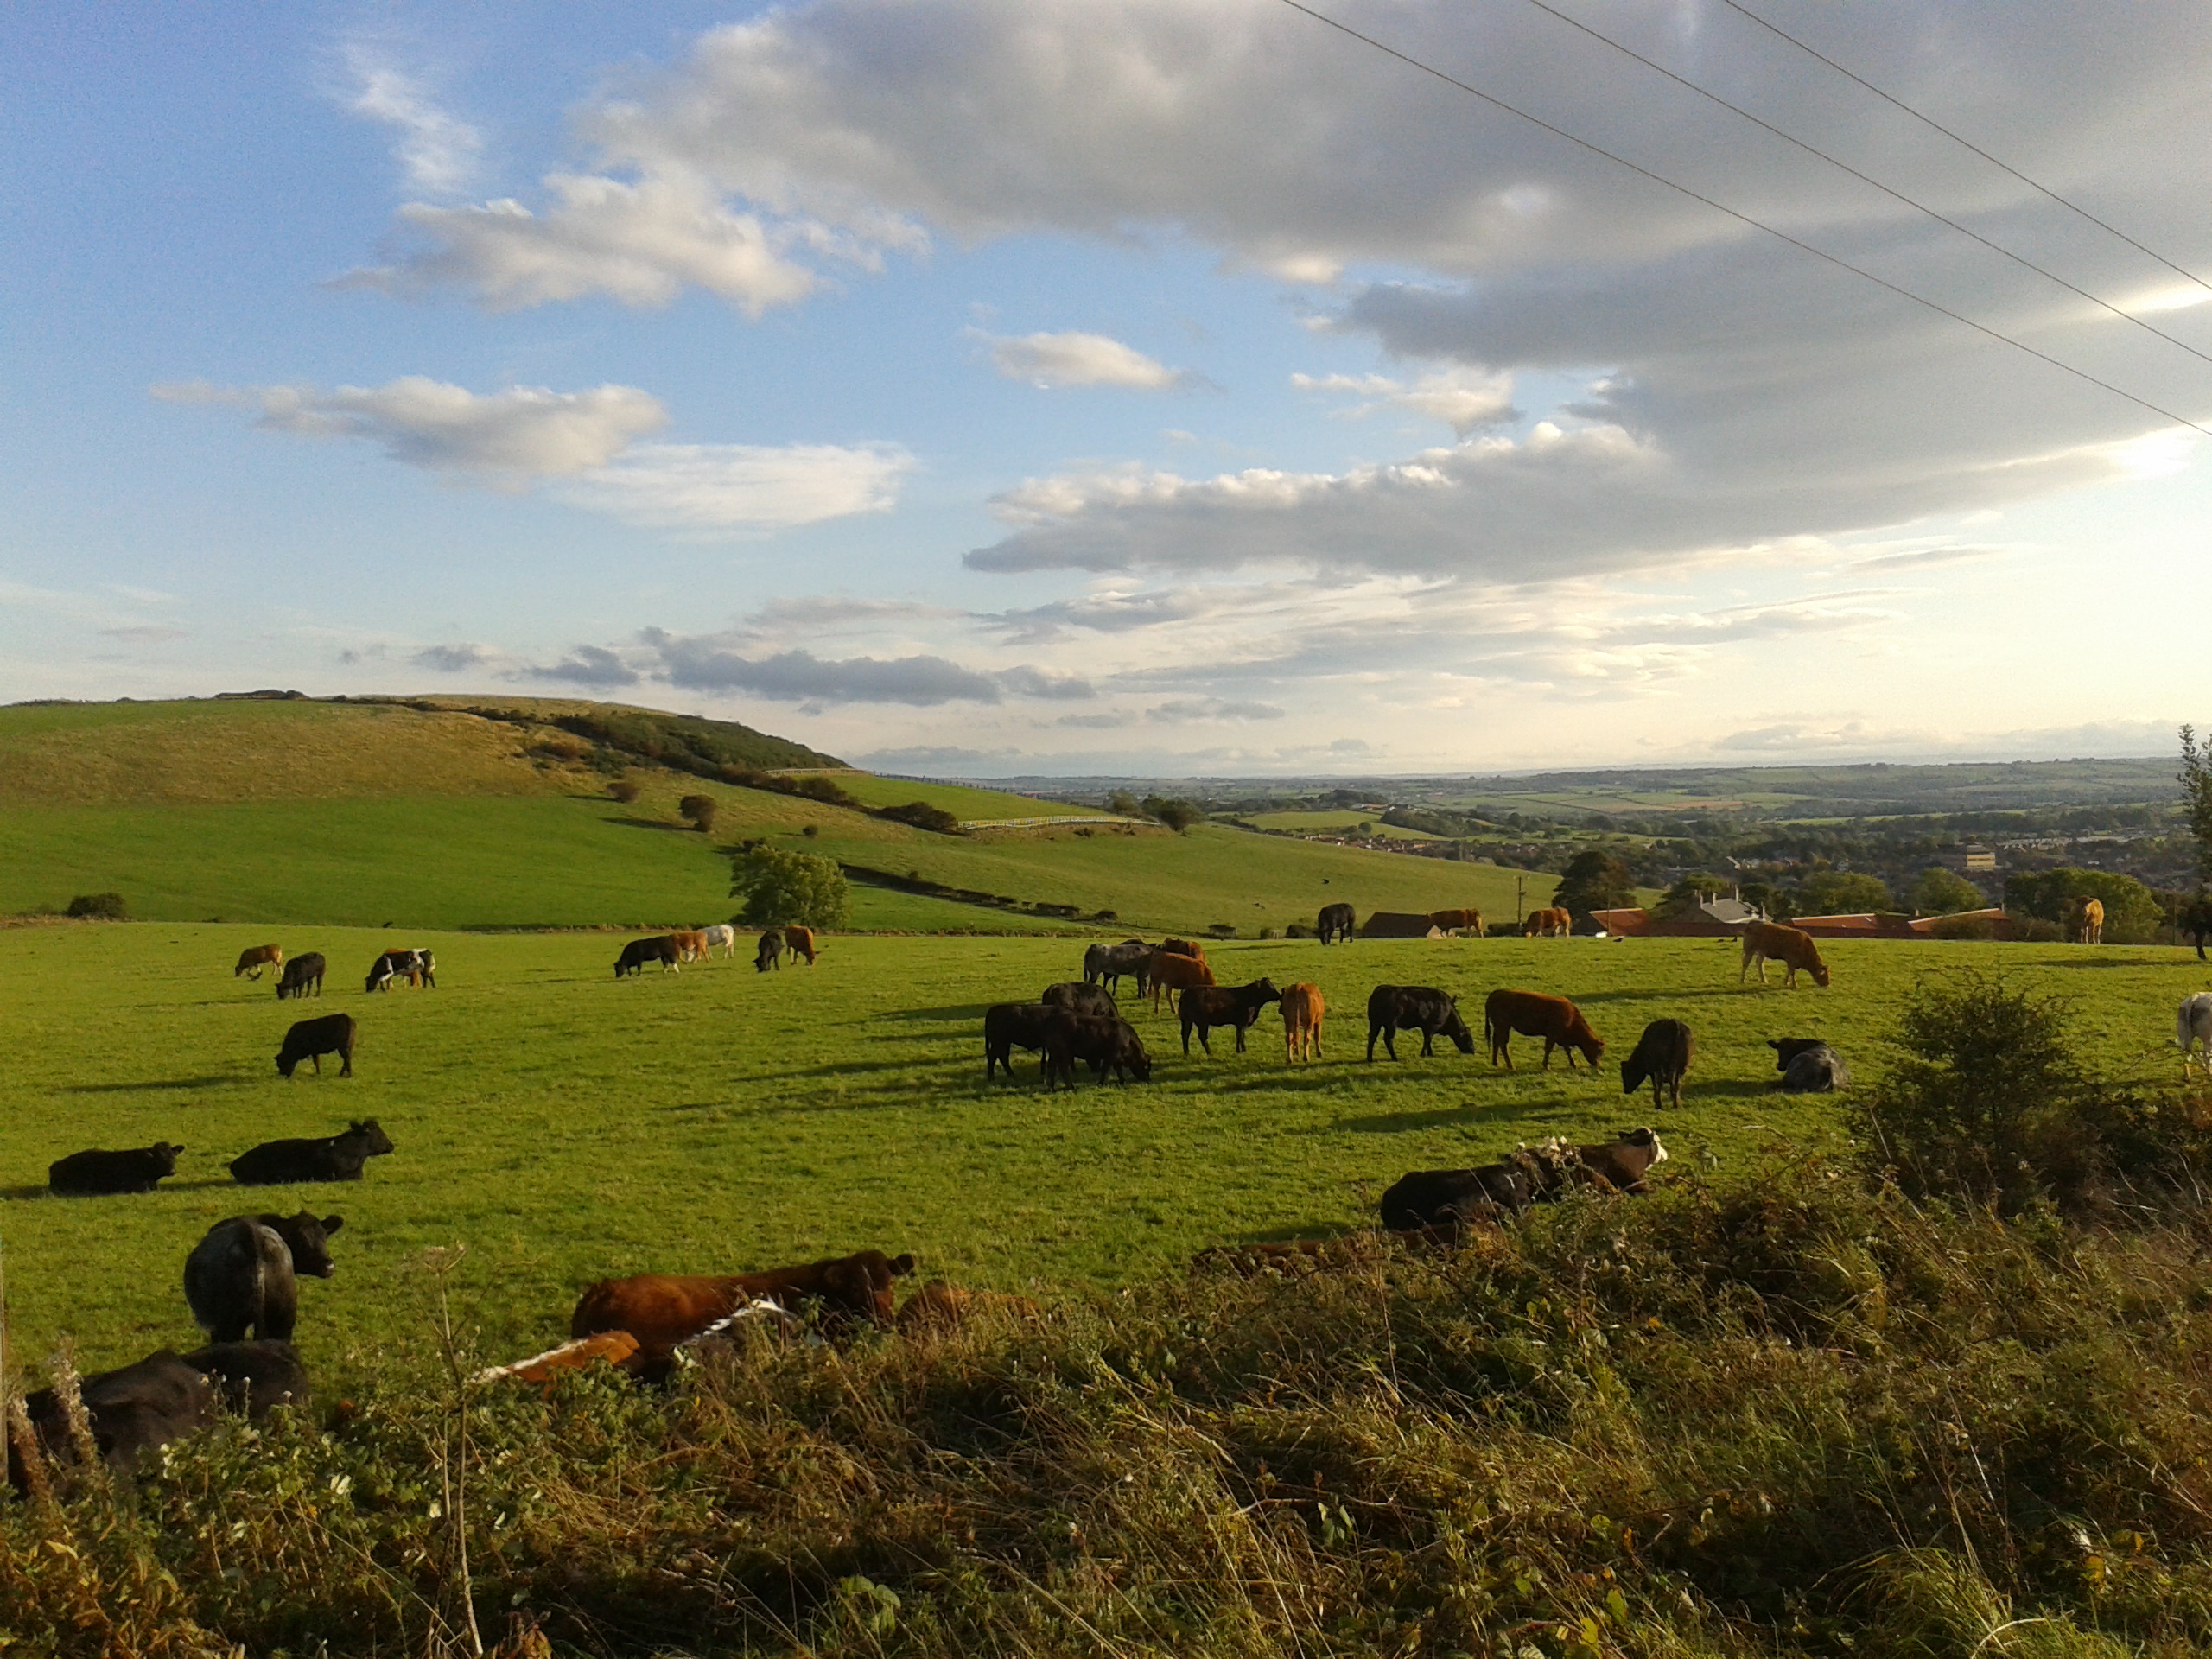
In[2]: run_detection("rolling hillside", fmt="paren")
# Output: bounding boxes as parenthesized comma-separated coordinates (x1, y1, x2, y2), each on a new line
(0, 697, 1552, 931)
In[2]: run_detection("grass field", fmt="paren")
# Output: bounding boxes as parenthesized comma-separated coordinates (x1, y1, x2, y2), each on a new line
(3, 921, 2202, 1386)
(1243, 810, 1446, 839)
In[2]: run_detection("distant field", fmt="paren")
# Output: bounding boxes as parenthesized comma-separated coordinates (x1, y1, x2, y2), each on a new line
(3, 924, 2200, 1382)
(1243, 810, 1446, 839)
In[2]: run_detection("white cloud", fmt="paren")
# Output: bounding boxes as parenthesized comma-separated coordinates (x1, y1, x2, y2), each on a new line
(340, 41, 481, 196)
(1293, 367, 1516, 435)
(976, 329, 1185, 390)
(640, 629, 1094, 705)
(557, 442, 914, 531)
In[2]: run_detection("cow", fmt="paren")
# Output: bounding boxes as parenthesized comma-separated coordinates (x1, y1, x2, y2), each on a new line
(1084, 939, 1154, 995)
(569, 1249, 918, 1364)
(1778, 1043, 1849, 1092)
(233, 944, 283, 980)
(1179, 978, 1283, 1055)
(1281, 982, 1325, 1061)
(48, 1142, 182, 1197)
(365, 948, 435, 992)
(1381, 1156, 1544, 1232)
(2183, 896, 2212, 962)
(276, 1012, 356, 1078)
(2181, 993, 2212, 1072)
(985, 1001, 1063, 1080)
(615, 936, 681, 977)
(1768, 1037, 1828, 1074)
(895, 1281, 1042, 1335)
(785, 925, 819, 966)
(230, 1119, 394, 1185)
(1740, 921, 1830, 988)
(1157, 938, 1207, 964)
(2063, 895, 2106, 945)
(11, 1351, 218, 1487)
(184, 1211, 342, 1344)
(1573, 1128, 1669, 1193)
(185, 1340, 311, 1419)
(1621, 1019, 1693, 1109)
(1044, 1013, 1153, 1086)
(1429, 908, 1485, 937)
(754, 930, 783, 972)
(1147, 949, 1217, 1012)
(702, 923, 738, 959)
(1484, 989, 1605, 1071)
(1365, 985, 1477, 1061)
(275, 951, 326, 1000)
(474, 1332, 643, 1387)
(670, 929, 709, 964)
(1043, 981, 1118, 1018)
(1522, 907, 1572, 938)
(1317, 902, 1357, 944)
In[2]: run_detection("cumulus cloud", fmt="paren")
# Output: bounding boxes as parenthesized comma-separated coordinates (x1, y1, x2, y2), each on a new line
(412, 642, 503, 672)
(556, 441, 913, 530)
(527, 645, 641, 688)
(639, 629, 1094, 705)
(1293, 367, 1516, 435)
(976, 329, 1186, 390)
(340, 41, 481, 196)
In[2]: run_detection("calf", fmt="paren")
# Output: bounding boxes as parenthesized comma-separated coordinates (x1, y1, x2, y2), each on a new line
(275, 951, 326, 1000)
(754, 929, 783, 972)
(365, 948, 435, 992)
(1083, 939, 1153, 994)
(276, 1012, 356, 1077)
(784, 925, 818, 965)
(1381, 1157, 1541, 1231)
(1043, 981, 1118, 1018)
(670, 929, 709, 964)
(184, 1211, 343, 1343)
(1366, 985, 1477, 1060)
(1573, 1128, 1669, 1193)
(48, 1141, 183, 1197)
(1281, 982, 1325, 1061)
(1484, 989, 1605, 1071)
(985, 1001, 1062, 1080)
(2180, 992, 2212, 1072)
(230, 1119, 394, 1185)
(1740, 921, 1830, 988)
(1179, 977, 1282, 1055)
(570, 1249, 917, 1362)
(1147, 949, 1217, 1011)
(1317, 901, 1357, 944)
(233, 944, 283, 980)
(615, 936, 680, 976)
(702, 923, 737, 959)
(1044, 1013, 1153, 1087)
(1779, 1044, 1849, 1092)
(1621, 1018, 1693, 1109)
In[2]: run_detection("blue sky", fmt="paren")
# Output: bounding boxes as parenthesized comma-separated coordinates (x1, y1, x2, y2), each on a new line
(3, 1, 2208, 774)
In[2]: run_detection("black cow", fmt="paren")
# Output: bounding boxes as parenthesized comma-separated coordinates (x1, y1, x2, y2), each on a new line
(230, 1119, 394, 1185)
(1179, 978, 1282, 1055)
(984, 1002, 1062, 1081)
(365, 948, 435, 992)
(184, 1339, 311, 1418)
(1768, 1037, 1827, 1073)
(1082, 939, 1153, 995)
(615, 936, 680, 977)
(11, 1351, 216, 1485)
(1365, 985, 1476, 1060)
(754, 930, 783, 972)
(184, 1211, 343, 1343)
(1043, 981, 1118, 1018)
(276, 1012, 355, 1077)
(1780, 1044, 1850, 1093)
(1318, 902, 1357, 944)
(1381, 1158, 1540, 1231)
(1045, 1014, 1153, 1087)
(48, 1141, 182, 1196)
(1622, 1018, 1694, 1109)
(276, 951, 326, 1000)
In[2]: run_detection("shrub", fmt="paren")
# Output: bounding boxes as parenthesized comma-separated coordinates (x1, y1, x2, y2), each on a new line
(802, 824, 819, 838)
(1258, 926, 1277, 939)
(677, 794, 718, 833)
(729, 847, 849, 929)
(1091, 910, 1118, 923)
(1554, 849, 1637, 916)
(1799, 870, 1892, 914)
(1142, 796, 1205, 833)
(1929, 912, 2003, 941)
(1910, 866, 1987, 915)
(1206, 922, 1237, 938)
(874, 800, 962, 835)
(607, 779, 641, 804)
(1105, 789, 1141, 815)
(2005, 868, 2164, 943)
(64, 892, 125, 920)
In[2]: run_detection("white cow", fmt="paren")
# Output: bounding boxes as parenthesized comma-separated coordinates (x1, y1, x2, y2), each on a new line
(2178, 993, 2212, 1072)
(701, 924, 737, 960)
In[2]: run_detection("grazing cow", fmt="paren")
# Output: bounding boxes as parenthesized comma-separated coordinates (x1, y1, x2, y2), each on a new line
(754, 930, 783, 972)
(365, 948, 435, 992)
(275, 951, 326, 1000)
(11, 1351, 218, 1486)
(1365, 984, 1477, 1060)
(1621, 1018, 1694, 1109)
(1044, 1013, 1153, 1086)
(1317, 902, 1357, 944)
(614, 936, 681, 977)
(230, 1119, 394, 1185)
(2064, 895, 2106, 945)
(2180, 993, 2212, 1071)
(1522, 907, 1572, 938)
(185, 1340, 311, 1419)
(1484, 989, 1605, 1071)
(1179, 978, 1283, 1055)
(1084, 939, 1154, 995)
(1157, 938, 1207, 964)
(184, 1211, 343, 1344)
(1574, 1128, 1669, 1193)
(895, 1281, 1042, 1334)
(570, 1249, 918, 1361)
(1779, 1043, 1850, 1092)
(985, 1001, 1064, 1080)
(48, 1141, 182, 1197)
(1429, 908, 1485, 936)
(1043, 981, 1118, 1017)
(1381, 1157, 1543, 1231)
(276, 1012, 356, 1078)
(233, 944, 283, 980)
(670, 929, 709, 964)
(474, 1332, 643, 1387)
(1147, 949, 1217, 1011)
(702, 923, 737, 959)
(1281, 982, 1325, 1061)
(1740, 921, 1830, 988)
(784, 925, 819, 966)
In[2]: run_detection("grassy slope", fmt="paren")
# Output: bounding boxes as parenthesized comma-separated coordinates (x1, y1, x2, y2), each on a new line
(1244, 810, 1446, 839)
(819, 772, 1099, 819)
(2, 923, 2197, 1380)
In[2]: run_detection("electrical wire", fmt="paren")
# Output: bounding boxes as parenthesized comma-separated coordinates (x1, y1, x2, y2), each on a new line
(1271, 0, 2212, 440)
(1716, 0, 2212, 296)
(1514, 0, 2212, 372)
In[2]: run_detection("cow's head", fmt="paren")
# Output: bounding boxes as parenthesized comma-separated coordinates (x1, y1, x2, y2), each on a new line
(1580, 1033, 1607, 1067)
(279, 1211, 344, 1277)
(1810, 961, 1832, 988)
(150, 1142, 183, 1173)
(276, 1048, 297, 1078)
(1615, 1128, 1669, 1164)
(347, 1120, 396, 1156)
(823, 1250, 918, 1325)
(1442, 1001, 1478, 1053)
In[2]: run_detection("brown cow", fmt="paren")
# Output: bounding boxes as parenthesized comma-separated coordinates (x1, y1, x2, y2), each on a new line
(784, 925, 818, 966)
(1281, 982, 1325, 1061)
(232, 944, 283, 980)
(894, 1281, 1041, 1335)
(474, 1331, 641, 1386)
(1147, 949, 1217, 1011)
(669, 929, 709, 964)
(1428, 908, 1485, 936)
(1739, 920, 1830, 988)
(1484, 989, 1605, 1070)
(1157, 938, 1207, 965)
(1522, 907, 1572, 938)
(569, 1249, 915, 1362)
(2063, 895, 2106, 945)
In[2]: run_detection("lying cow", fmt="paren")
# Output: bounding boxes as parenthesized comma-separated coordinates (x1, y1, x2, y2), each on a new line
(233, 944, 283, 980)
(1044, 1013, 1153, 1087)
(1777, 1042, 1849, 1092)
(1484, 989, 1605, 1070)
(275, 951, 326, 1000)
(365, 948, 435, 991)
(276, 1012, 355, 1078)
(1317, 902, 1357, 944)
(230, 1119, 394, 1185)
(474, 1332, 643, 1387)
(1621, 1018, 1693, 1108)
(184, 1211, 342, 1344)
(1281, 982, 1325, 1061)
(187, 1339, 311, 1420)
(9, 1343, 308, 1491)
(1573, 1127, 1669, 1193)
(894, 1281, 1042, 1335)
(1043, 981, 1118, 1018)
(1740, 921, 1829, 988)
(615, 936, 681, 976)
(48, 1141, 183, 1197)
(755, 929, 783, 972)
(1381, 1157, 1544, 1231)
(1366, 985, 1476, 1060)
(1179, 978, 1282, 1055)
(569, 1249, 918, 1363)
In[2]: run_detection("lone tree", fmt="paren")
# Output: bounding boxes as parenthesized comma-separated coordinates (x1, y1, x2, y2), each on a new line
(730, 845, 849, 929)
(1142, 795, 1205, 833)
(678, 794, 718, 833)
(1552, 849, 1636, 918)
(1798, 871, 1892, 915)
(1909, 867, 1986, 916)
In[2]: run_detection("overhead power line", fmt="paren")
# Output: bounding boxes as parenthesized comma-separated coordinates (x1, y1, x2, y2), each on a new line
(1717, 0, 2212, 297)
(1270, 0, 2212, 441)
(1514, 0, 2212, 372)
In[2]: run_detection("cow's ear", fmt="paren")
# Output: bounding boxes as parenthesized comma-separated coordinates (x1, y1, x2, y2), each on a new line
(891, 1253, 917, 1277)
(322, 1215, 344, 1233)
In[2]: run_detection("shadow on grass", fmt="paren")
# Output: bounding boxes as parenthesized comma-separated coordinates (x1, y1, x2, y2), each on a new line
(876, 1004, 993, 1023)
(1568, 986, 1762, 1004)
(64, 1075, 244, 1094)
(1332, 1098, 1537, 1135)
(606, 816, 701, 835)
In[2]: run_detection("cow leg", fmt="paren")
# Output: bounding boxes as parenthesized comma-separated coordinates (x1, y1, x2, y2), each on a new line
(1541, 1039, 1553, 1071)
(1365, 1022, 1382, 1061)
(1420, 1029, 1434, 1057)
(340, 1047, 353, 1077)
(310, 1053, 321, 1075)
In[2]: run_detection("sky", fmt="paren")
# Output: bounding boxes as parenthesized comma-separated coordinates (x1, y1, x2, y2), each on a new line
(3, 0, 2209, 777)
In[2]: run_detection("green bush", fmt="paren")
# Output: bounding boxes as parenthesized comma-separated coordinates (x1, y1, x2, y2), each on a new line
(1798, 869, 1891, 914)
(728, 846, 849, 929)
(1910, 866, 1987, 915)
(677, 793, 717, 833)
(874, 800, 962, 835)
(1553, 849, 1637, 915)
(2005, 868, 2164, 943)
(63, 892, 124, 919)
(1141, 796, 1205, 833)
(607, 778, 641, 804)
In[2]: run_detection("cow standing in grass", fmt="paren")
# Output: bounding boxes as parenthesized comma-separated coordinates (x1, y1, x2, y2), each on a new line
(1179, 978, 1282, 1055)
(702, 924, 737, 959)
(1147, 950, 1216, 1012)
(2064, 895, 2106, 944)
(233, 944, 283, 980)
(1739, 921, 1830, 988)
(1365, 986, 1476, 1061)
(1317, 902, 1357, 944)
(784, 925, 818, 966)
(1281, 983, 1325, 1061)
(754, 931, 783, 971)
(1621, 1019, 1693, 1109)
(2180, 994, 2212, 1072)
(276, 952, 325, 999)
(1484, 990, 1605, 1071)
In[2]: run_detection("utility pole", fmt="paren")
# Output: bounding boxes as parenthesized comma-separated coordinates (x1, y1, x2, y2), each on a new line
(1516, 874, 1525, 925)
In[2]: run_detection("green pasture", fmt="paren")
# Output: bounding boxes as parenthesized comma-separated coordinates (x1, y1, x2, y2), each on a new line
(812, 771, 1100, 821)
(2, 923, 2202, 1388)
(1243, 810, 1446, 839)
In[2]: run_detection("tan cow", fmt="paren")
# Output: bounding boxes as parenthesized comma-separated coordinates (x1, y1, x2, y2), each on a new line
(1156, 937, 1207, 966)
(233, 944, 283, 980)
(784, 925, 818, 965)
(1428, 908, 1485, 936)
(1523, 907, 1573, 938)
(1147, 950, 1216, 1011)
(2063, 895, 2105, 945)
(670, 929, 709, 964)
(1281, 982, 1325, 1061)
(1739, 920, 1830, 988)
